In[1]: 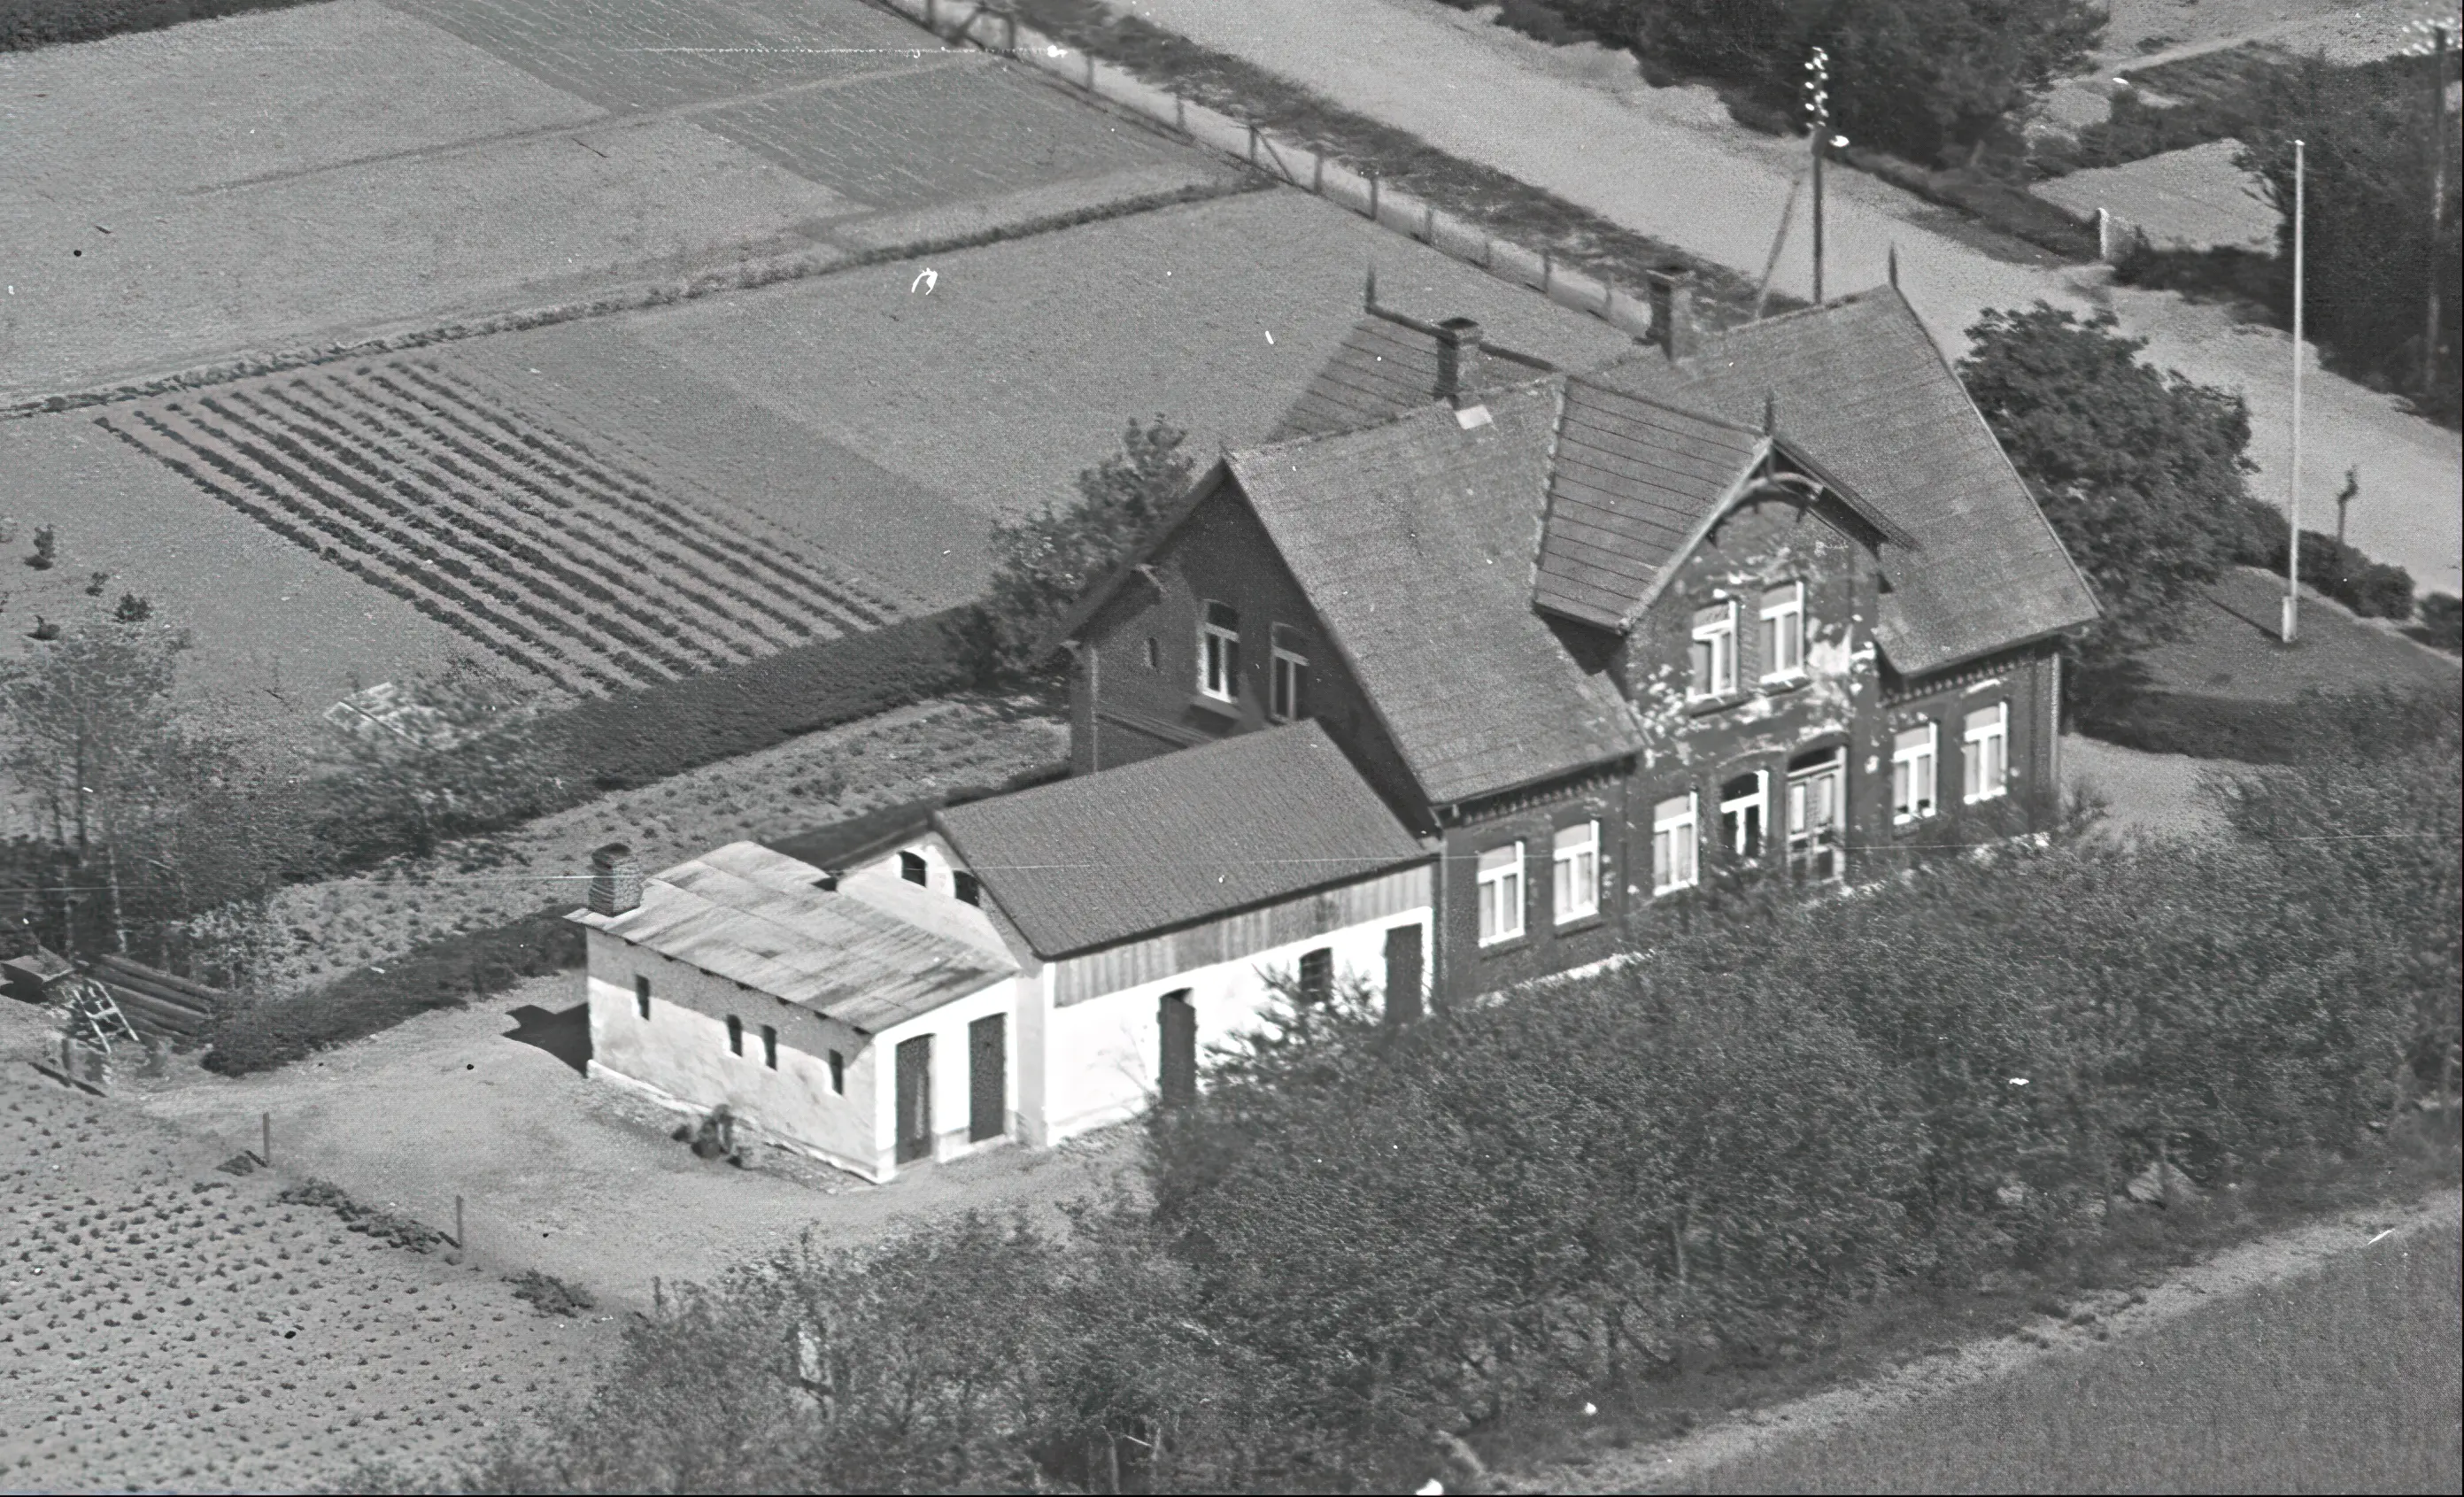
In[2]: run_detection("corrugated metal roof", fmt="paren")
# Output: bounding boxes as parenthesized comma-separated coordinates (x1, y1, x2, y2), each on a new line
(1271, 313, 1556, 442)
(1229, 386, 1649, 806)
(570, 842, 1015, 1033)
(935, 721, 1428, 959)
(1591, 287, 2097, 674)
(1535, 380, 1769, 629)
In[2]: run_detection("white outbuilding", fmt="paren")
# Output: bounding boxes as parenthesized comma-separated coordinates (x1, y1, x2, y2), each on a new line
(575, 721, 1433, 1179)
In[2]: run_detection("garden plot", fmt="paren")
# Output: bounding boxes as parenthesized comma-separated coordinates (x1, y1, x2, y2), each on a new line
(246, 695, 1066, 995)
(0, 1043, 608, 1494)
(100, 359, 908, 698)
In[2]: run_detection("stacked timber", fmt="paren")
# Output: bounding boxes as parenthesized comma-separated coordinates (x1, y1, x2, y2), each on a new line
(89, 955, 226, 1042)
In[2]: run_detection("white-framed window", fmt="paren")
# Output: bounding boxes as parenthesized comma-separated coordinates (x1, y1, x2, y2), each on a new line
(1477, 842, 1525, 945)
(1552, 821, 1600, 924)
(1963, 701, 2009, 803)
(1786, 749, 1845, 883)
(1270, 626, 1308, 722)
(1651, 792, 1698, 895)
(1719, 771, 1767, 860)
(1199, 601, 1240, 702)
(1689, 601, 1738, 700)
(1760, 582, 1805, 681)
(1892, 722, 1939, 823)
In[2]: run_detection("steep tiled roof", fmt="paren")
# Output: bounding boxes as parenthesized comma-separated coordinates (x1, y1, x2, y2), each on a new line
(936, 721, 1427, 959)
(1592, 287, 2097, 674)
(570, 842, 1016, 1034)
(1271, 313, 1556, 441)
(1535, 380, 1769, 629)
(1230, 385, 1648, 806)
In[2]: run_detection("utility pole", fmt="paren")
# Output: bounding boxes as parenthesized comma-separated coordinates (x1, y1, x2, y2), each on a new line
(1804, 49, 1832, 305)
(2283, 139, 2306, 646)
(2406, 18, 2455, 397)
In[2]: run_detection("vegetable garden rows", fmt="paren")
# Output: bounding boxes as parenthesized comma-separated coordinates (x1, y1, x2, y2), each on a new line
(97, 361, 904, 697)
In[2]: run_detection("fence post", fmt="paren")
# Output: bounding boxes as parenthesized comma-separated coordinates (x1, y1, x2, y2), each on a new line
(1312, 149, 1323, 195)
(1542, 250, 1553, 296)
(1086, 50, 1097, 91)
(1604, 282, 1616, 326)
(1174, 86, 1186, 135)
(1369, 173, 1379, 225)
(1247, 120, 1259, 168)
(262, 1111, 271, 1167)
(455, 1194, 466, 1253)
(925, 0, 935, 34)
(1424, 203, 1436, 244)
(1482, 235, 1493, 272)
(2097, 205, 2112, 263)
(1006, 13, 1017, 55)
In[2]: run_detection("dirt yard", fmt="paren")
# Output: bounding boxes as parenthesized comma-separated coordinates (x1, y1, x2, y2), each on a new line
(0, 1000, 614, 1494)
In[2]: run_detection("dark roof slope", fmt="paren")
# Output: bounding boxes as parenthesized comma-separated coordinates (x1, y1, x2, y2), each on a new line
(1536, 380, 1769, 629)
(1231, 384, 1648, 805)
(936, 721, 1427, 959)
(1591, 288, 2097, 674)
(1271, 313, 1555, 442)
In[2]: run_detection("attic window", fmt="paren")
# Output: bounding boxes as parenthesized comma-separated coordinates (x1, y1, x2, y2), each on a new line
(1199, 601, 1240, 702)
(954, 870, 981, 907)
(1689, 602, 1738, 700)
(1759, 583, 1804, 681)
(900, 851, 928, 886)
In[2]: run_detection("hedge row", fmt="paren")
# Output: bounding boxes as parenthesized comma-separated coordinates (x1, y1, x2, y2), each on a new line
(455, 691, 2460, 1494)
(202, 901, 582, 1076)
(0, 0, 323, 50)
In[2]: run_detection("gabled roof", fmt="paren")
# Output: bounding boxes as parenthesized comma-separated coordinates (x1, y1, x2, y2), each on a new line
(1271, 310, 1557, 442)
(1230, 383, 1649, 806)
(570, 842, 1016, 1034)
(1589, 286, 2097, 674)
(1535, 382, 1770, 629)
(935, 721, 1428, 960)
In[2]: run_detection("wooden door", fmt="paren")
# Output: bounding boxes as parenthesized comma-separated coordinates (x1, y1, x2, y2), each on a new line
(1383, 922, 1424, 1025)
(1786, 751, 1844, 883)
(1157, 991, 1196, 1109)
(968, 1015, 1006, 1143)
(894, 1035, 933, 1164)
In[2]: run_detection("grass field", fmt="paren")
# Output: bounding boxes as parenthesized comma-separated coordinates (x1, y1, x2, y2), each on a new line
(1683, 1208, 2463, 1494)
(0, 1015, 609, 1493)
(2139, 567, 2460, 702)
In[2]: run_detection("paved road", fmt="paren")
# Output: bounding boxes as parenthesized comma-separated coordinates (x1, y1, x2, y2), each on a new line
(1117, 0, 2464, 596)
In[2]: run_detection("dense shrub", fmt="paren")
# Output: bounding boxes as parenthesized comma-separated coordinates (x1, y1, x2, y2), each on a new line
(2422, 594, 2463, 652)
(472, 695, 2457, 1492)
(202, 900, 582, 1076)
(0, 0, 324, 50)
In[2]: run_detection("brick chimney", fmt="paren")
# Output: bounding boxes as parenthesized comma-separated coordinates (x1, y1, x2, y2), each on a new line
(588, 843, 643, 917)
(1434, 316, 1485, 405)
(1645, 269, 1696, 363)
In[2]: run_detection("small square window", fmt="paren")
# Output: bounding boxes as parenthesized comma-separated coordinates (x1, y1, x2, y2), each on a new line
(900, 850, 928, 886)
(634, 974, 652, 1020)
(761, 1024, 779, 1070)
(1298, 947, 1333, 1002)
(954, 870, 981, 907)
(726, 1015, 744, 1057)
(828, 1049, 846, 1095)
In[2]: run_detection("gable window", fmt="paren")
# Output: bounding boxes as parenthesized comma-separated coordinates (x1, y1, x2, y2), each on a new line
(1298, 946, 1333, 1002)
(1719, 772, 1767, 860)
(1963, 702, 2009, 803)
(1199, 601, 1240, 702)
(1892, 722, 1939, 823)
(900, 851, 928, 886)
(1651, 792, 1698, 895)
(1760, 583, 1805, 681)
(1476, 843, 1526, 945)
(761, 1024, 779, 1069)
(1689, 601, 1738, 700)
(1552, 821, 1600, 923)
(1270, 626, 1309, 722)
(1142, 636, 1160, 670)
(1786, 749, 1845, 883)
(953, 870, 981, 907)
(726, 1015, 744, 1057)
(828, 1049, 846, 1095)
(634, 974, 652, 1021)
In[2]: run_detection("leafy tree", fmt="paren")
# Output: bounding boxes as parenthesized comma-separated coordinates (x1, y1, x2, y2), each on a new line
(0, 620, 242, 955)
(967, 416, 1195, 683)
(1957, 303, 2258, 676)
(309, 655, 558, 860)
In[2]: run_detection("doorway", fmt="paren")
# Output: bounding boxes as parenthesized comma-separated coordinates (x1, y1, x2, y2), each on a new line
(968, 1015, 1006, 1143)
(1158, 990, 1196, 1109)
(894, 1035, 933, 1164)
(1786, 748, 1845, 883)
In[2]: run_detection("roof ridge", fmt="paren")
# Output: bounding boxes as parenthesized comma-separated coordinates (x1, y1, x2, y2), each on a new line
(1230, 371, 1563, 464)
(1563, 373, 1766, 438)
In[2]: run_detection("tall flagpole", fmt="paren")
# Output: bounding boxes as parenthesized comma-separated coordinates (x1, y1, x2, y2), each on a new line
(2282, 138, 2306, 646)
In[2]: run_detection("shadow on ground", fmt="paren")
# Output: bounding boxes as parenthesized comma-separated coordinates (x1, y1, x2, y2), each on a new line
(506, 1003, 591, 1076)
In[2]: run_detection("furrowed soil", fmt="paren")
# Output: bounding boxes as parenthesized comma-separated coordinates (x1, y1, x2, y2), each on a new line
(0, 1018, 614, 1494)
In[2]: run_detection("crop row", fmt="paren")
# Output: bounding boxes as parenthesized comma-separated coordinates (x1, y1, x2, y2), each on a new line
(106, 361, 907, 696)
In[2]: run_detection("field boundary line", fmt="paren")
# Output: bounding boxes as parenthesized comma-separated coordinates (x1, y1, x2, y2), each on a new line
(1, 175, 1255, 421)
(1563, 1186, 2464, 1494)
(862, 0, 1667, 342)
